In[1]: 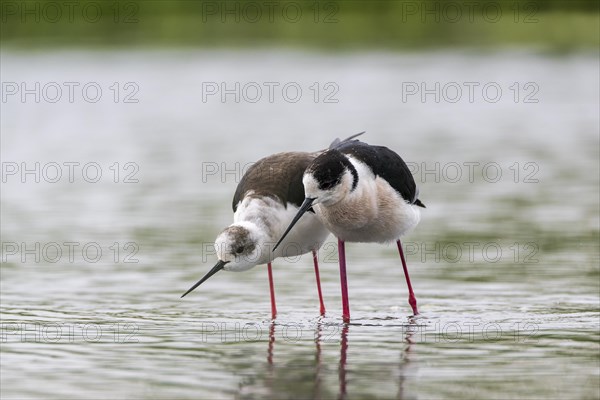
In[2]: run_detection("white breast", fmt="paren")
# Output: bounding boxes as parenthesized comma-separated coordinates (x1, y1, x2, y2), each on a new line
(315, 159, 421, 243)
(235, 195, 330, 262)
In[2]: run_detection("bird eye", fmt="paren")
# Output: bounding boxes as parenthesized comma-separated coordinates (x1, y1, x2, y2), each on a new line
(235, 246, 244, 254)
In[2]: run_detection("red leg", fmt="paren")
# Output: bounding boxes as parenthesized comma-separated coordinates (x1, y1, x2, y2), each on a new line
(267, 262, 277, 320)
(312, 250, 326, 316)
(338, 239, 350, 322)
(397, 240, 418, 315)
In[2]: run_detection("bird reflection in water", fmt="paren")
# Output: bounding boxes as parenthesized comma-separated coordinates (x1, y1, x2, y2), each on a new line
(397, 324, 417, 400)
(338, 324, 349, 400)
(255, 320, 416, 399)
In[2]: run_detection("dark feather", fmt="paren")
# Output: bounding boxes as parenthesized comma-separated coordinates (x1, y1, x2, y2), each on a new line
(335, 141, 425, 207)
(232, 152, 313, 212)
(328, 131, 365, 150)
(232, 132, 368, 212)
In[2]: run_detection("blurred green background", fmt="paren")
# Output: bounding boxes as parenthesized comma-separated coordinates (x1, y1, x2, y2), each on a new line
(1, 0, 598, 50)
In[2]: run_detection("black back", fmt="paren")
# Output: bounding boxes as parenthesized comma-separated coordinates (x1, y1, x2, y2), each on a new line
(232, 152, 312, 212)
(335, 141, 425, 207)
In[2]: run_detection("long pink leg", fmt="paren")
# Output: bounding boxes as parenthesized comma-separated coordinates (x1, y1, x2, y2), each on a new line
(267, 262, 277, 320)
(312, 250, 326, 316)
(397, 240, 418, 315)
(338, 239, 350, 322)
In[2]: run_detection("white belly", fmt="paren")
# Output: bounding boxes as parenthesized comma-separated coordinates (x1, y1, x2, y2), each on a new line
(315, 178, 421, 243)
(235, 196, 330, 263)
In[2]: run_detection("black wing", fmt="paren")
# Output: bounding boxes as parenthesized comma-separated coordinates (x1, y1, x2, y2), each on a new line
(336, 141, 424, 207)
(232, 152, 313, 212)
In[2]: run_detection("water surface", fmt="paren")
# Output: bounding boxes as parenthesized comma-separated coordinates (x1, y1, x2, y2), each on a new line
(1, 49, 599, 399)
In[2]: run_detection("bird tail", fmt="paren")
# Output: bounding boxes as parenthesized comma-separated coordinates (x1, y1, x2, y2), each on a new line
(328, 131, 365, 150)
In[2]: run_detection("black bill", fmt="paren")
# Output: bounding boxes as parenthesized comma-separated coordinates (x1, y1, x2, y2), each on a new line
(273, 197, 315, 252)
(181, 260, 229, 298)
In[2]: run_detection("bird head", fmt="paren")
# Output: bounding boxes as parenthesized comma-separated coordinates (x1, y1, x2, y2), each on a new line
(213, 223, 262, 271)
(181, 223, 263, 298)
(273, 150, 358, 251)
(302, 149, 358, 207)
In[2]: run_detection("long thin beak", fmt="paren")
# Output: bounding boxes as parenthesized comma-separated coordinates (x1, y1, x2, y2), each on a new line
(273, 197, 315, 252)
(181, 260, 228, 298)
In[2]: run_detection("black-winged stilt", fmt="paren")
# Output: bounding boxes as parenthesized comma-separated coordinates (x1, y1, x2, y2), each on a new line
(181, 133, 364, 320)
(274, 139, 425, 321)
